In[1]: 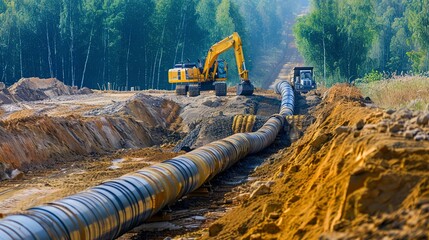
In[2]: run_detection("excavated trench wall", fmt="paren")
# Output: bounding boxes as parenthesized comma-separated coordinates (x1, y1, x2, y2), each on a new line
(0, 94, 181, 177)
(0, 116, 153, 170)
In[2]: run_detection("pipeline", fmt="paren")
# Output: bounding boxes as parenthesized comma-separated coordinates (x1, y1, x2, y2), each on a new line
(0, 81, 294, 240)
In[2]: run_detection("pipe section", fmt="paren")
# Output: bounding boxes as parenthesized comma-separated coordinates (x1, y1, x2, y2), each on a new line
(0, 81, 294, 240)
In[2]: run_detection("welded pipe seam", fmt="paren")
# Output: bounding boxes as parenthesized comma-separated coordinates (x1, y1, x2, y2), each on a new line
(0, 80, 294, 240)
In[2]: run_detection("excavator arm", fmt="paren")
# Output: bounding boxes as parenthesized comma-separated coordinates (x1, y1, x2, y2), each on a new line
(202, 32, 250, 82)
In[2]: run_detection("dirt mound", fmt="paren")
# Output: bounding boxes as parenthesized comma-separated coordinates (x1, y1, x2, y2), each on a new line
(0, 89, 14, 105)
(85, 93, 181, 129)
(0, 92, 183, 175)
(8, 78, 92, 102)
(206, 84, 429, 239)
(0, 115, 154, 170)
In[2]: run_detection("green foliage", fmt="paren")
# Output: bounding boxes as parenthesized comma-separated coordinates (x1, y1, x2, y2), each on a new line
(295, 0, 429, 83)
(294, 0, 375, 84)
(363, 70, 384, 83)
(0, 0, 294, 89)
(406, 50, 426, 73)
(406, 0, 429, 72)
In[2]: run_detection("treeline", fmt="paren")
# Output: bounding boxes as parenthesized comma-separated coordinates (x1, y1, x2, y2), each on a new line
(294, 0, 429, 84)
(0, 0, 300, 90)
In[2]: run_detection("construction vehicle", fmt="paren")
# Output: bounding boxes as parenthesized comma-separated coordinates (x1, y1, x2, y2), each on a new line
(168, 32, 254, 97)
(291, 67, 317, 93)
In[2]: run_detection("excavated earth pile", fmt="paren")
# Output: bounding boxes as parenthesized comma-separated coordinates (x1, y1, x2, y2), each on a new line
(0, 94, 181, 179)
(8, 77, 92, 102)
(206, 84, 429, 239)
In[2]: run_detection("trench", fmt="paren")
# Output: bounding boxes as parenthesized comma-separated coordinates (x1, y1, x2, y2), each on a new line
(0, 81, 295, 239)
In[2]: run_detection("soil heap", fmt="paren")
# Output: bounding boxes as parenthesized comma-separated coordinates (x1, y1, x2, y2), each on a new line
(8, 78, 92, 102)
(206, 84, 429, 239)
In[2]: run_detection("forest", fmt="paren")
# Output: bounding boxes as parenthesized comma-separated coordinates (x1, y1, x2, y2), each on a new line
(0, 0, 305, 90)
(294, 0, 429, 85)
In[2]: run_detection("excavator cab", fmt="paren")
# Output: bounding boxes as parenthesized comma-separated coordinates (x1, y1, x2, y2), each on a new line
(168, 59, 228, 96)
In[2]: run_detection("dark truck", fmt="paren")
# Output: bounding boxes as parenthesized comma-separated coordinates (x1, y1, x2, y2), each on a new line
(291, 67, 317, 93)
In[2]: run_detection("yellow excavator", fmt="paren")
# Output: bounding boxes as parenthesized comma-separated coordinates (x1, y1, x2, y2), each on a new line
(168, 32, 254, 97)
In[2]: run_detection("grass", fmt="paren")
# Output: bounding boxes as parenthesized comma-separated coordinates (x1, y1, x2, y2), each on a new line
(358, 76, 429, 111)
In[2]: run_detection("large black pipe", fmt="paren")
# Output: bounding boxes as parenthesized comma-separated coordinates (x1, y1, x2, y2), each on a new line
(0, 80, 294, 240)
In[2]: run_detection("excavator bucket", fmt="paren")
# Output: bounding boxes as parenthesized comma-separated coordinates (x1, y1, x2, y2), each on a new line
(237, 81, 254, 96)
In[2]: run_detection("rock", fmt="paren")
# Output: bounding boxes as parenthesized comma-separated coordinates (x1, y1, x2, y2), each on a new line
(250, 233, 262, 240)
(236, 193, 250, 202)
(77, 87, 93, 95)
(269, 212, 281, 220)
(378, 122, 388, 133)
(10, 169, 24, 180)
(265, 181, 275, 187)
(404, 131, 416, 139)
(406, 123, 420, 131)
(385, 109, 396, 115)
(417, 114, 429, 126)
(364, 96, 372, 103)
(192, 216, 206, 221)
(263, 202, 282, 219)
(289, 165, 300, 172)
(410, 116, 418, 125)
(414, 133, 426, 141)
(335, 126, 350, 135)
(250, 181, 266, 190)
(395, 109, 413, 120)
(363, 124, 377, 130)
(209, 223, 224, 237)
(288, 195, 300, 203)
(0, 163, 10, 181)
(0, 82, 5, 90)
(374, 112, 383, 118)
(311, 133, 331, 148)
(390, 123, 403, 133)
(262, 222, 280, 234)
(251, 181, 274, 190)
(356, 119, 365, 130)
(250, 185, 270, 199)
(202, 100, 214, 107)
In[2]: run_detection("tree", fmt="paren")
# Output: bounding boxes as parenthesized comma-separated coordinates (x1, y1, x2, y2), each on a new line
(407, 0, 429, 71)
(295, 0, 376, 83)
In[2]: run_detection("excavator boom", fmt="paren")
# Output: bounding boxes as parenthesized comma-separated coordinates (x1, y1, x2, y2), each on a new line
(203, 32, 249, 81)
(202, 32, 253, 95)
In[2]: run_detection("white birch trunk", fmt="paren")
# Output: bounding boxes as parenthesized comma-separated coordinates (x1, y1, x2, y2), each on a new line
(19, 27, 23, 78)
(80, 25, 94, 88)
(126, 32, 131, 91)
(46, 22, 54, 78)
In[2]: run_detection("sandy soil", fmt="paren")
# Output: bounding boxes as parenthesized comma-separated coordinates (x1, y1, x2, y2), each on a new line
(201, 85, 429, 240)
(0, 148, 179, 216)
